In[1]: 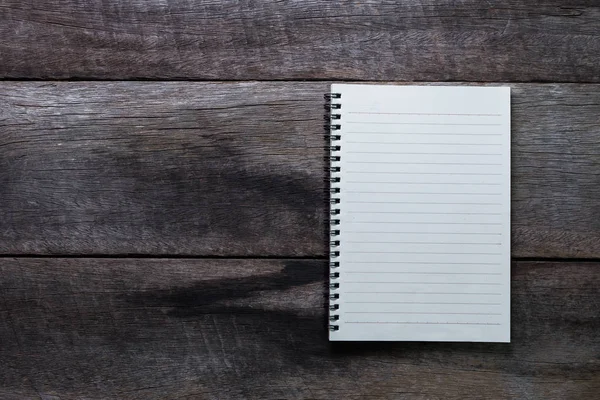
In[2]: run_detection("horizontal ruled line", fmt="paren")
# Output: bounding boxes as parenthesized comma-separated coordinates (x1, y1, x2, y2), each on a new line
(345, 272, 501, 275)
(348, 112, 502, 117)
(349, 222, 502, 225)
(344, 322, 502, 325)
(345, 261, 501, 265)
(345, 182, 502, 186)
(346, 201, 502, 205)
(346, 141, 502, 145)
(346, 172, 503, 176)
(344, 231, 502, 235)
(346, 251, 502, 255)
(345, 292, 502, 295)
(344, 241, 500, 245)
(346, 161, 502, 165)
(345, 282, 502, 285)
(346, 312, 502, 315)
(346, 122, 502, 126)
(345, 191, 502, 195)
(347, 211, 502, 215)
(346, 301, 502, 305)
(347, 132, 503, 136)
(346, 151, 501, 156)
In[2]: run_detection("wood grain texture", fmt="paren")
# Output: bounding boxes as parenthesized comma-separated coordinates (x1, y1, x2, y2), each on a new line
(0, 0, 599, 81)
(0, 82, 326, 256)
(1, 82, 599, 257)
(0, 258, 598, 399)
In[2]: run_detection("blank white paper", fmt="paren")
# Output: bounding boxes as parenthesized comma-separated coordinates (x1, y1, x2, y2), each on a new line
(329, 84, 511, 342)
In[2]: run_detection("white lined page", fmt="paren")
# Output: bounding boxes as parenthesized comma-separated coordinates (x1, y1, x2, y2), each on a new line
(329, 84, 510, 342)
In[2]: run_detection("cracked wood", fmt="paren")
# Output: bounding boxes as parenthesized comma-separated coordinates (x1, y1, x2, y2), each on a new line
(0, 258, 598, 399)
(1, 82, 599, 257)
(0, 0, 599, 81)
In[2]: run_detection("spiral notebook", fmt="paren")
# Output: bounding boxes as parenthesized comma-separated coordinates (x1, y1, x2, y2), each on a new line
(327, 84, 511, 342)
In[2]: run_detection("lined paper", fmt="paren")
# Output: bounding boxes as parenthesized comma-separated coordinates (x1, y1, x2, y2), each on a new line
(329, 85, 510, 342)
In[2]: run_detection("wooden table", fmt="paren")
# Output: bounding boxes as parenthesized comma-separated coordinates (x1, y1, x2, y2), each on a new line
(1, 1, 599, 399)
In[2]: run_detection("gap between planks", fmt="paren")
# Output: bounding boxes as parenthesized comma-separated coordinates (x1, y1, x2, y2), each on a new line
(0, 255, 599, 262)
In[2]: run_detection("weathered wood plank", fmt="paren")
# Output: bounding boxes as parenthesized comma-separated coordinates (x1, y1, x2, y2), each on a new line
(1, 82, 599, 257)
(0, 1, 599, 81)
(0, 82, 327, 256)
(0, 258, 598, 399)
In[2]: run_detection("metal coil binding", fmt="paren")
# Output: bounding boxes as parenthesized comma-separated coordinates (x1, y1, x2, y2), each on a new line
(325, 92, 341, 332)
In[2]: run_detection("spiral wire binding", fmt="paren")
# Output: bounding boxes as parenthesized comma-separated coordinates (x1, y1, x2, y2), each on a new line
(325, 92, 342, 332)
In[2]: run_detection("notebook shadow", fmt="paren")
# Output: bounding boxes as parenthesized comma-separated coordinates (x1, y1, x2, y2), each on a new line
(123, 259, 511, 371)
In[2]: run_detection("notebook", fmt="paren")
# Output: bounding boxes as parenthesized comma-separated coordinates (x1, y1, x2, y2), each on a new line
(327, 84, 511, 342)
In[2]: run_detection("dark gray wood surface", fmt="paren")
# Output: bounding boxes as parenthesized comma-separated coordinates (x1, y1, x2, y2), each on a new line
(1, 1, 599, 81)
(2, 1, 600, 399)
(1, 258, 598, 400)
(1, 82, 599, 257)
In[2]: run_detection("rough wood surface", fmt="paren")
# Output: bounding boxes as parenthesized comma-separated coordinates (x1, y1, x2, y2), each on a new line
(1, 82, 599, 257)
(0, 258, 598, 399)
(0, 1, 599, 81)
